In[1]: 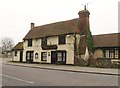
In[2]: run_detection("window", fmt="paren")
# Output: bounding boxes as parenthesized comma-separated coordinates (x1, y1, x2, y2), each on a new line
(63, 53, 66, 61)
(104, 49, 120, 59)
(57, 52, 66, 62)
(115, 50, 118, 58)
(15, 51, 17, 56)
(118, 49, 120, 59)
(58, 35, 66, 44)
(28, 39, 32, 47)
(41, 52, 47, 61)
(105, 50, 109, 58)
(41, 37, 47, 45)
(57, 53, 62, 61)
(109, 50, 114, 58)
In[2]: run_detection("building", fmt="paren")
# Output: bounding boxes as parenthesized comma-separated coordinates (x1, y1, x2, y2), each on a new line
(12, 6, 120, 65)
(12, 42, 23, 62)
(93, 33, 120, 63)
(12, 6, 91, 65)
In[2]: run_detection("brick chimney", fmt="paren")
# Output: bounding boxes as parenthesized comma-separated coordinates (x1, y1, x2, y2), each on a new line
(78, 5, 90, 35)
(75, 6, 93, 65)
(31, 23, 35, 29)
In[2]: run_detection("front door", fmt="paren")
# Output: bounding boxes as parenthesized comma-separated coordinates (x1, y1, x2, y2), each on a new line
(26, 51, 34, 63)
(51, 51, 57, 64)
(20, 51, 23, 62)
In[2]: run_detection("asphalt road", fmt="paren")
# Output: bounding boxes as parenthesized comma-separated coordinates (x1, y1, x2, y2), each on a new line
(2, 64, 119, 86)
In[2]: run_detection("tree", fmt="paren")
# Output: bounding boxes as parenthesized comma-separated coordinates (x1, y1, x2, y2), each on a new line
(1, 37, 14, 57)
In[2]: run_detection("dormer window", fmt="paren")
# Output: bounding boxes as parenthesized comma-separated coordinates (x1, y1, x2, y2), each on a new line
(28, 39, 32, 47)
(58, 35, 66, 44)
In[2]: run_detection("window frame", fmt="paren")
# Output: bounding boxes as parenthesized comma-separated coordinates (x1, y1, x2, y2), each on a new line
(104, 49, 120, 59)
(41, 37, 47, 45)
(15, 51, 17, 56)
(58, 35, 66, 45)
(41, 52, 47, 61)
(57, 52, 62, 61)
(109, 50, 114, 59)
(28, 39, 32, 47)
(115, 49, 119, 58)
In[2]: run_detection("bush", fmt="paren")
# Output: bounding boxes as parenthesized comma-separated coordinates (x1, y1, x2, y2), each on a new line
(88, 54, 96, 67)
(111, 63, 120, 68)
(95, 58, 112, 68)
(78, 59, 88, 66)
(77, 57, 119, 68)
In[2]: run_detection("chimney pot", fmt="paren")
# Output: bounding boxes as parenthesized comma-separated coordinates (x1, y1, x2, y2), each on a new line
(84, 5, 87, 10)
(31, 23, 35, 29)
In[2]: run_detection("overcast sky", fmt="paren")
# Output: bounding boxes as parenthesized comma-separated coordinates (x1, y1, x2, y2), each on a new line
(0, 0, 119, 45)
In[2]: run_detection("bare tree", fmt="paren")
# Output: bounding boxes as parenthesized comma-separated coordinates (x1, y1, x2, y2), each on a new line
(1, 37, 14, 57)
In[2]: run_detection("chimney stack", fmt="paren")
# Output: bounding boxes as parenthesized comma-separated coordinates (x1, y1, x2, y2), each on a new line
(78, 5, 90, 18)
(31, 23, 35, 29)
(78, 5, 90, 35)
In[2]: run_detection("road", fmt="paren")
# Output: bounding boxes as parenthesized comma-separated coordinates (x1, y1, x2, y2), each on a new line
(1, 64, 119, 86)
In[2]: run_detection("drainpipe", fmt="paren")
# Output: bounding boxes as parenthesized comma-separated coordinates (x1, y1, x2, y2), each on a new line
(73, 33, 77, 65)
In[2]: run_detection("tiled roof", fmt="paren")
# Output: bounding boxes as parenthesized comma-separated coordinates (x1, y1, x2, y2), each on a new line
(23, 18, 79, 39)
(93, 33, 120, 48)
(12, 42, 23, 50)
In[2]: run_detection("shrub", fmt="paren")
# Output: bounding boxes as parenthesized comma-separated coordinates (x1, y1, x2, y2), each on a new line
(111, 63, 120, 68)
(78, 58, 88, 66)
(88, 54, 96, 67)
(95, 58, 112, 68)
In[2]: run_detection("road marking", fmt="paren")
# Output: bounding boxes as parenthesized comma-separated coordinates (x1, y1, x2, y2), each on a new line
(0, 74, 34, 84)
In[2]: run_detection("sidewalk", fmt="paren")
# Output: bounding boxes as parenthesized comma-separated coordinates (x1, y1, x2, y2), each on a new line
(2, 59, 120, 76)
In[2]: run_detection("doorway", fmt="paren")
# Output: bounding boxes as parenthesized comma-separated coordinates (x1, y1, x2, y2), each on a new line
(51, 51, 57, 64)
(26, 51, 34, 63)
(20, 51, 23, 62)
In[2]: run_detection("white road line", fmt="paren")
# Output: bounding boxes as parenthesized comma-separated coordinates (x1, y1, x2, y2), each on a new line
(1, 74, 34, 84)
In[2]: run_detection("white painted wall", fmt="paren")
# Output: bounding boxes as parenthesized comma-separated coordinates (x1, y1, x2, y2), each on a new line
(80, 47, 89, 61)
(23, 34, 81, 64)
(12, 51, 20, 61)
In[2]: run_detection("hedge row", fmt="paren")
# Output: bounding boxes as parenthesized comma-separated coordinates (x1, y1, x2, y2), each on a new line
(78, 58, 120, 68)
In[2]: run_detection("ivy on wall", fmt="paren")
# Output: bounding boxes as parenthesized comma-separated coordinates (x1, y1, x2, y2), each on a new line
(86, 29, 94, 54)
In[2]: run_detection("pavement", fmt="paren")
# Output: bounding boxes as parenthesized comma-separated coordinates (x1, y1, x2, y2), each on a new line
(2, 58, 120, 76)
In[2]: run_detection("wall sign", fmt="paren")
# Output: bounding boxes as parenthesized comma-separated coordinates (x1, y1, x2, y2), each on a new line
(41, 45, 58, 50)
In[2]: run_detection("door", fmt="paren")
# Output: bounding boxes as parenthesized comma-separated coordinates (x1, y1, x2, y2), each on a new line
(51, 51, 57, 64)
(26, 51, 34, 63)
(20, 51, 23, 62)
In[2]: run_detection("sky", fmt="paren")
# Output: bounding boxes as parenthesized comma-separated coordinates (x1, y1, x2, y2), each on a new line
(0, 0, 119, 45)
